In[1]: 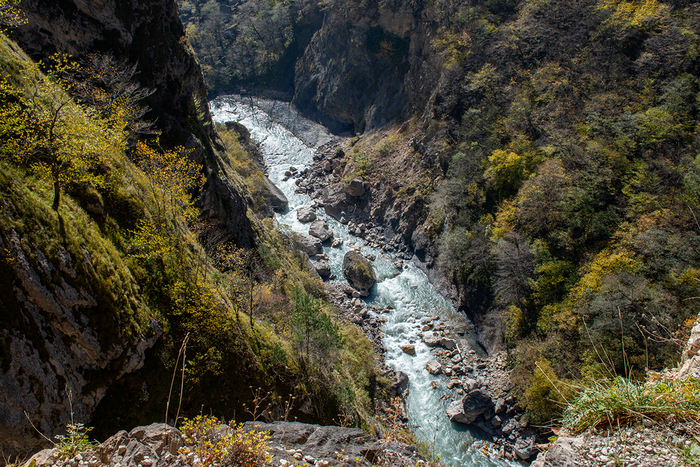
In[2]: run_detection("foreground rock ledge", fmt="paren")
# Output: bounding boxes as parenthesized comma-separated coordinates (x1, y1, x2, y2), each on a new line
(25, 422, 426, 467)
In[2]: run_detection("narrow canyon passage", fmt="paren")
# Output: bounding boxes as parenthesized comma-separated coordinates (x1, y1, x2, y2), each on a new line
(210, 96, 520, 467)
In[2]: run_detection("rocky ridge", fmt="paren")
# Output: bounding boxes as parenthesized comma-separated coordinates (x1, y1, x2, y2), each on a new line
(25, 421, 426, 467)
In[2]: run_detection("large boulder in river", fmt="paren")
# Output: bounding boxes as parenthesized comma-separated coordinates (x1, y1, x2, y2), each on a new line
(296, 233, 322, 256)
(447, 389, 493, 425)
(263, 176, 288, 212)
(342, 251, 376, 291)
(321, 183, 349, 220)
(297, 206, 317, 223)
(423, 335, 457, 350)
(315, 259, 331, 278)
(344, 178, 366, 197)
(309, 218, 334, 242)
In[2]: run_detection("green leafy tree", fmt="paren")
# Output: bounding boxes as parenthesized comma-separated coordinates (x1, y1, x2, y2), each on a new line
(290, 288, 342, 372)
(0, 54, 115, 211)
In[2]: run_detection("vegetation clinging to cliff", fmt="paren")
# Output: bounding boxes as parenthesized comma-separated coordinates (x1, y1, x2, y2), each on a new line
(0, 30, 386, 442)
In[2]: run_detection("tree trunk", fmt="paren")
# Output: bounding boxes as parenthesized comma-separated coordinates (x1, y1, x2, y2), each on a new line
(52, 179, 60, 211)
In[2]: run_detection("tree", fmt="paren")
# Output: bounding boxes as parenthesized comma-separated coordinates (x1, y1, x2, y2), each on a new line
(131, 140, 203, 269)
(66, 53, 156, 142)
(290, 288, 342, 372)
(0, 0, 26, 30)
(0, 55, 115, 211)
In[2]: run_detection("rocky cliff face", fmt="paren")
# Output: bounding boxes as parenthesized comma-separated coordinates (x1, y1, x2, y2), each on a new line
(1, 0, 258, 460)
(10, 0, 257, 248)
(292, 1, 437, 134)
(0, 227, 160, 459)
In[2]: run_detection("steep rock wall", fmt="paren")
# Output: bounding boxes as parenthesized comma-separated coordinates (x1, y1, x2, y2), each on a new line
(0, 227, 160, 459)
(10, 0, 257, 248)
(0, 0, 257, 460)
(293, 2, 426, 133)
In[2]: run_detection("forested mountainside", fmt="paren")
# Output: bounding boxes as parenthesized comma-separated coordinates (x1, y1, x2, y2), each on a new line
(0, 0, 386, 460)
(182, 0, 700, 423)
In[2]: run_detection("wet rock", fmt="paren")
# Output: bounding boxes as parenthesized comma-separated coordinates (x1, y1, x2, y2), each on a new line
(263, 176, 289, 212)
(447, 400, 471, 424)
(315, 260, 331, 278)
(426, 360, 442, 375)
(422, 335, 457, 350)
(392, 371, 409, 397)
(296, 233, 323, 256)
(401, 345, 416, 356)
(331, 237, 344, 247)
(448, 389, 493, 425)
(309, 218, 334, 242)
(320, 183, 349, 220)
(344, 178, 366, 197)
(342, 251, 376, 291)
(297, 206, 317, 223)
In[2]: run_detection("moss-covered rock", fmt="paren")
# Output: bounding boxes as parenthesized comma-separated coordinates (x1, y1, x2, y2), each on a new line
(342, 250, 376, 291)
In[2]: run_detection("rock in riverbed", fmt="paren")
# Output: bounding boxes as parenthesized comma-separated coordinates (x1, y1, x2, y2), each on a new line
(309, 218, 334, 242)
(342, 250, 376, 291)
(426, 360, 442, 375)
(296, 233, 322, 255)
(297, 206, 317, 223)
(447, 389, 493, 425)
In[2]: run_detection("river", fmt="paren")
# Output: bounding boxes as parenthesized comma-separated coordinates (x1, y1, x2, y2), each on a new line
(210, 95, 520, 467)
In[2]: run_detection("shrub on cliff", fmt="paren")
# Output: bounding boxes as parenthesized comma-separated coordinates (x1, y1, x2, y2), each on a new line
(180, 415, 272, 467)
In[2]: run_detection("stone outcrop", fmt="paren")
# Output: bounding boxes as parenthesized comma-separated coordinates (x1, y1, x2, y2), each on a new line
(27, 423, 185, 467)
(245, 421, 425, 467)
(308, 218, 333, 242)
(0, 230, 161, 459)
(342, 251, 376, 291)
(297, 206, 317, 223)
(25, 422, 425, 467)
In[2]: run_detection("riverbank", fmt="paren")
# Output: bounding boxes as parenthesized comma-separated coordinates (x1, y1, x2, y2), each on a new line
(287, 131, 537, 463)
